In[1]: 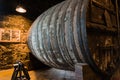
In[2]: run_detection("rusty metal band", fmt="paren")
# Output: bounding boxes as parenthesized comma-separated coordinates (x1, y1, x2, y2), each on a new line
(36, 10, 54, 66)
(43, 3, 64, 68)
(64, 0, 78, 64)
(28, 14, 46, 63)
(41, 6, 59, 67)
(49, 1, 72, 69)
(64, 0, 85, 63)
(36, 11, 54, 66)
(57, 0, 75, 69)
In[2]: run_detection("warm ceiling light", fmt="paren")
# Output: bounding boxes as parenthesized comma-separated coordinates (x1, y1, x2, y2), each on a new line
(16, 5, 27, 13)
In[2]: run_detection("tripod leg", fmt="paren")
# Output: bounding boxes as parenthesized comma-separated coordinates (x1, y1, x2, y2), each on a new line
(11, 68, 19, 80)
(23, 68, 30, 80)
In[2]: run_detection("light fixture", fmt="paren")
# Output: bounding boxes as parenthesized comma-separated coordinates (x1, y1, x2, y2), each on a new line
(16, 5, 26, 13)
(16, 0, 27, 13)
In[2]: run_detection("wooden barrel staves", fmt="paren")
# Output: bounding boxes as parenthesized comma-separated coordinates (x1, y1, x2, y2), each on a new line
(28, 0, 120, 78)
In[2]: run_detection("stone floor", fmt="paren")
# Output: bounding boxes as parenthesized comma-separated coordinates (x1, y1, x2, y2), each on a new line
(0, 67, 119, 80)
(0, 68, 75, 80)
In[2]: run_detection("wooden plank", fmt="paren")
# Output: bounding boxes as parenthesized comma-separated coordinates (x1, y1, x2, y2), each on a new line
(104, 10, 112, 27)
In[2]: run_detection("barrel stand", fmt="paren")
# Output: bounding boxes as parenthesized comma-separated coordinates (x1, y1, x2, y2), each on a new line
(75, 63, 101, 80)
(11, 61, 30, 80)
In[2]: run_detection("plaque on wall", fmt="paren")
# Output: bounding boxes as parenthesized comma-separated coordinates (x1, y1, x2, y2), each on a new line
(0, 28, 20, 42)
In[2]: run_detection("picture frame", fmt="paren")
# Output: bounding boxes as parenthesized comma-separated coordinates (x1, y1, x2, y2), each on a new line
(0, 28, 20, 42)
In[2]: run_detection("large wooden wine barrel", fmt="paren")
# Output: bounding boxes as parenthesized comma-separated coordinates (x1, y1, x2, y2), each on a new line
(28, 0, 120, 77)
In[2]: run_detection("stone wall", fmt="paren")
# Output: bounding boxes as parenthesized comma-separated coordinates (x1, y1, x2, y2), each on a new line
(0, 15, 31, 70)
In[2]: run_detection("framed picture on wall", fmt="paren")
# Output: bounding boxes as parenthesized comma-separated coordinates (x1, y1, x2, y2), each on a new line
(0, 28, 20, 42)
(0, 29, 11, 41)
(11, 30, 20, 42)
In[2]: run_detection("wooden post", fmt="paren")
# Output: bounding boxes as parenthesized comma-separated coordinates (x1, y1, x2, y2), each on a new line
(75, 63, 101, 80)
